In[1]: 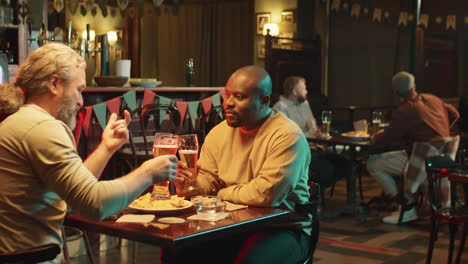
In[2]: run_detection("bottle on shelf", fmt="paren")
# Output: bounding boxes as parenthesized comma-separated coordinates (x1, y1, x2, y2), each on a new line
(5, 41, 16, 64)
(186, 58, 194, 87)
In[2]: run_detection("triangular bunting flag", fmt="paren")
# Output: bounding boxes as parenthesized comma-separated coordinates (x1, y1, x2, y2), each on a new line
(122, 89, 138, 112)
(176, 101, 188, 127)
(446, 15, 456, 30)
(188, 101, 200, 128)
(350, 3, 360, 19)
(93, 102, 108, 130)
(83, 106, 93, 137)
(142, 88, 156, 106)
(373, 8, 382, 23)
(331, 0, 340, 13)
(158, 96, 172, 126)
(74, 110, 85, 144)
(419, 14, 429, 28)
(201, 96, 213, 121)
(106, 97, 121, 115)
(211, 93, 223, 118)
(220, 89, 227, 101)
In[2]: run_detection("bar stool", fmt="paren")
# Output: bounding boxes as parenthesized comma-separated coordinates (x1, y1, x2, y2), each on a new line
(62, 226, 96, 264)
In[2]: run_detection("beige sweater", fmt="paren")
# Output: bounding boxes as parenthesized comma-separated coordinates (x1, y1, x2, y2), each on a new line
(0, 105, 129, 259)
(198, 110, 311, 222)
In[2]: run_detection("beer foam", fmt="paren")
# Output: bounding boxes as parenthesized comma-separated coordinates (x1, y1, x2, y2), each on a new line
(153, 144, 178, 148)
(178, 150, 198, 154)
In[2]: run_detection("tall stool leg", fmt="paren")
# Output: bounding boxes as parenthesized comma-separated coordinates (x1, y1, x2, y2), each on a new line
(426, 215, 439, 264)
(61, 227, 70, 262)
(455, 223, 468, 264)
(448, 223, 458, 264)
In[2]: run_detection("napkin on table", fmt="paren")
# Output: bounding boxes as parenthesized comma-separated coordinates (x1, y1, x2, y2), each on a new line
(116, 214, 155, 223)
(187, 212, 230, 222)
(224, 201, 248, 212)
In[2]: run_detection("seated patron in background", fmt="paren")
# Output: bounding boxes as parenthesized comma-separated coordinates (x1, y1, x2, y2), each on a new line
(367, 71, 459, 224)
(273, 76, 350, 190)
(170, 66, 316, 264)
(0, 83, 23, 122)
(0, 43, 180, 262)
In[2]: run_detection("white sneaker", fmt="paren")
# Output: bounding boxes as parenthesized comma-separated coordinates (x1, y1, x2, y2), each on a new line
(382, 207, 418, 224)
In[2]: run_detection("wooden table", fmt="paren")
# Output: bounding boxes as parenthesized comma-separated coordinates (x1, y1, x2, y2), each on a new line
(64, 206, 290, 249)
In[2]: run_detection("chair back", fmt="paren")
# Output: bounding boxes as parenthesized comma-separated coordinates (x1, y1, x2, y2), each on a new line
(405, 135, 460, 195)
(425, 155, 457, 211)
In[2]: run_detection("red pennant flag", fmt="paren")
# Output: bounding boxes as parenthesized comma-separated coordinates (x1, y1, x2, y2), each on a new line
(73, 110, 86, 144)
(201, 97, 213, 122)
(220, 89, 227, 100)
(142, 89, 157, 117)
(106, 97, 121, 115)
(176, 101, 188, 127)
(143, 88, 156, 106)
(83, 106, 93, 137)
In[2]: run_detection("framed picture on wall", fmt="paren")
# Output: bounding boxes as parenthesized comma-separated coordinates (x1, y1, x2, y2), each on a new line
(281, 10, 295, 23)
(256, 12, 271, 35)
(257, 42, 265, 59)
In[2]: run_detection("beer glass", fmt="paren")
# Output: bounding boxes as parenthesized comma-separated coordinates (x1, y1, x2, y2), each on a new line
(178, 134, 200, 198)
(152, 133, 179, 200)
(372, 111, 382, 135)
(321, 110, 332, 138)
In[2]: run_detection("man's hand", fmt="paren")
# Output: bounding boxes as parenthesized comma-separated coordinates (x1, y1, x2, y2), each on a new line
(101, 110, 131, 153)
(141, 155, 180, 184)
(173, 161, 196, 196)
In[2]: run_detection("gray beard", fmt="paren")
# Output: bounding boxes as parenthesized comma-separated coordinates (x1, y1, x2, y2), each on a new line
(56, 95, 77, 130)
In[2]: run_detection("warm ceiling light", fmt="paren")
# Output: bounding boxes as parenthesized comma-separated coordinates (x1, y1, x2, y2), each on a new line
(82, 29, 95, 40)
(107, 31, 118, 44)
(263, 23, 279, 36)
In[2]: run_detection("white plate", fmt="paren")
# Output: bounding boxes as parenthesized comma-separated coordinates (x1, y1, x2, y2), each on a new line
(341, 134, 370, 141)
(129, 81, 163, 88)
(128, 200, 193, 213)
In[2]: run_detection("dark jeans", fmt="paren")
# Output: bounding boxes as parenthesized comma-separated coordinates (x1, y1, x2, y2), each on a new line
(160, 228, 314, 264)
(310, 151, 352, 189)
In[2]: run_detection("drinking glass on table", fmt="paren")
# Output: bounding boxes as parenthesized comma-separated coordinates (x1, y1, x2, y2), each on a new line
(371, 111, 382, 135)
(152, 133, 179, 200)
(178, 134, 200, 198)
(321, 110, 332, 138)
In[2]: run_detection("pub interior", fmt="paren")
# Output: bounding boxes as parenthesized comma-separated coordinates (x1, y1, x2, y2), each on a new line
(1, 0, 468, 263)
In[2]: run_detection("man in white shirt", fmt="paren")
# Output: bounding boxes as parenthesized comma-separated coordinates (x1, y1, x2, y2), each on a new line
(273, 76, 351, 190)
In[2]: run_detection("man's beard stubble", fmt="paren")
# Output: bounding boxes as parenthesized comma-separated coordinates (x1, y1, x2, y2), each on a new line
(56, 94, 77, 130)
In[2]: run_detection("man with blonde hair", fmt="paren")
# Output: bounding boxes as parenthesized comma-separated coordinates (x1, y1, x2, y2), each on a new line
(0, 43, 182, 262)
(367, 71, 459, 224)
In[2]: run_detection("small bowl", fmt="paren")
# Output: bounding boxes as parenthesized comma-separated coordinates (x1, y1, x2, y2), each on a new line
(94, 76, 128, 87)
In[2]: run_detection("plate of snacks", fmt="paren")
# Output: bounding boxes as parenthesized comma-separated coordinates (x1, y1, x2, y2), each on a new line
(341, 130, 370, 141)
(129, 193, 192, 213)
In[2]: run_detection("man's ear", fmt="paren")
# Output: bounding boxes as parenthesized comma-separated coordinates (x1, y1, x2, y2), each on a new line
(261, 94, 270, 108)
(48, 75, 60, 95)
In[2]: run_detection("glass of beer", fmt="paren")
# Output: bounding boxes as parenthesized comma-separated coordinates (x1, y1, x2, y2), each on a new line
(321, 110, 332, 138)
(152, 133, 179, 200)
(372, 111, 382, 135)
(178, 134, 200, 198)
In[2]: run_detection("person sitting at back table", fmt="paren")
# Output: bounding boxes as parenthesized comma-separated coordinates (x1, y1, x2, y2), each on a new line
(273, 76, 351, 190)
(0, 83, 23, 122)
(0, 43, 182, 263)
(367, 71, 459, 224)
(170, 66, 316, 264)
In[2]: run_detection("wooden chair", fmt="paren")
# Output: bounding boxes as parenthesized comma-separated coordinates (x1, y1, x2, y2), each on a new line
(0, 243, 60, 263)
(425, 155, 468, 264)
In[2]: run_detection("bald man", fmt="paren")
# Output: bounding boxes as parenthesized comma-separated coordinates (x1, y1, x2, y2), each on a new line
(168, 66, 316, 264)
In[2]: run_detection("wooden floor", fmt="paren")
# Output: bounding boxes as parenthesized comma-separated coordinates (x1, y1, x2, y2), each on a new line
(70, 174, 468, 264)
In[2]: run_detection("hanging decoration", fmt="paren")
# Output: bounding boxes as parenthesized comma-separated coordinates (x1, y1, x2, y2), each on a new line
(435, 16, 443, 25)
(331, 0, 340, 13)
(398, 12, 408, 27)
(69, 0, 79, 15)
(446, 15, 456, 30)
(53, 0, 64, 13)
(464, 17, 468, 25)
(419, 14, 429, 28)
(117, 0, 129, 11)
(408, 14, 414, 23)
(350, 3, 360, 19)
(362, 7, 369, 15)
(342, 2, 349, 10)
(84, 0, 94, 12)
(372, 8, 382, 23)
(383, 11, 390, 21)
